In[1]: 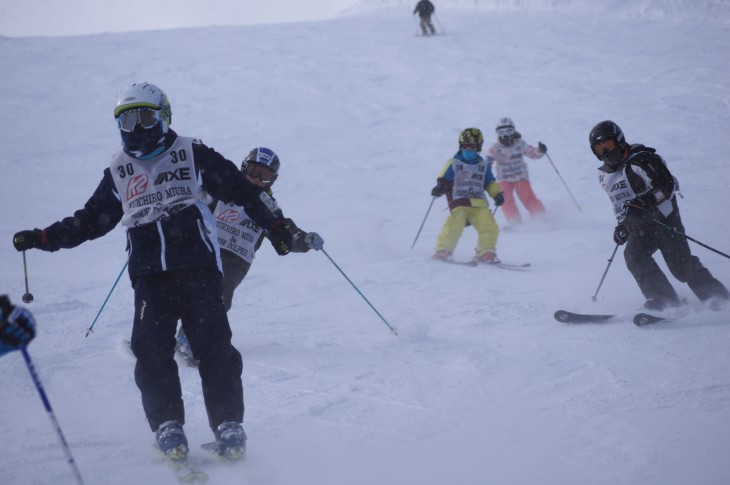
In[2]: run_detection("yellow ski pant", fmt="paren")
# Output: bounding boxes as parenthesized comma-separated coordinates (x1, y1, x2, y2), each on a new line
(435, 206, 499, 256)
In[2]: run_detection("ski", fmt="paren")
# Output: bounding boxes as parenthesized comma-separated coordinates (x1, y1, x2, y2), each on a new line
(554, 310, 615, 323)
(476, 261, 531, 271)
(162, 455, 209, 484)
(201, 442, 222, 457)
(200, 442, 245, 462)
(433, 258, 478, 267)
(633, 313, 669, 326)
(121, 339, 135, 359)
(433, 258, 529, 269)
(493, 262, 531, 271)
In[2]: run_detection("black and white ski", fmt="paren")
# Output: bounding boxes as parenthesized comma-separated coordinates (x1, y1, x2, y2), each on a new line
(554, 310, 615, 323)
(633, 313, 669, 326)
(555, 310, 670, 326)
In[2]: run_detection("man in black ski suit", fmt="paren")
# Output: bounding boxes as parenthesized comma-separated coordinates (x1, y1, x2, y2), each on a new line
(413, 0, 436, 36)
(12, 82, 305, 462)
(590, 120, 729, 310)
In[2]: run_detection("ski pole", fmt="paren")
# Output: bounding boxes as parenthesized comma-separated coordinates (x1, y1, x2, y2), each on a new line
(433, 14, 445, 35)
(592, 244, 619, 302)
(638, 210, 730, 260)
(545, 153, 582, 212)
(410, 196, 436, 251)
(320, 248, 397, 336)
(21, 347, 86, 485)
(86, 261, 128, 337)
(22, 251, 34, 303)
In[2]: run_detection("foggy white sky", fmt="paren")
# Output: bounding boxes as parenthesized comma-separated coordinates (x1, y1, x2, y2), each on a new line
(0, 0, 360, 37)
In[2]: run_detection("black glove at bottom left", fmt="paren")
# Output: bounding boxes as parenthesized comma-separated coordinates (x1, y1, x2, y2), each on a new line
(0, 295, 36, 350)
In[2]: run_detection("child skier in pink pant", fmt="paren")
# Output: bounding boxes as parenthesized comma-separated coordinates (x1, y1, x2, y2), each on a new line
(485, 118, 548, 225)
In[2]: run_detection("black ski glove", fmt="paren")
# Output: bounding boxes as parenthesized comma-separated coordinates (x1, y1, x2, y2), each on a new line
(623, 193, 654, 217)
(613, 224, 628, 245)
(431, 185, 446, 197)
(290, 230, 324, 253)
(493, 192, 505, 207)
(13, 229, 45, 252)
(0, 295, 36, 350)
(268, 218, 297, 255)
(538, 142, 547, 154)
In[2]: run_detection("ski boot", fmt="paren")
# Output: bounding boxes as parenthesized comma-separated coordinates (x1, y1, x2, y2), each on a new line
(156, 420, 189, 461)
(214, 421, 246, 461)
(475, 251, 501, 264)
(432, 250, 453, 261)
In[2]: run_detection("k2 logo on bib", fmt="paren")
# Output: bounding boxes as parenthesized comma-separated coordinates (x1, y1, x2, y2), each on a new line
(217, 209, 240, 224)
(456, 171, 470, 182)
(127, 174, 149, 200)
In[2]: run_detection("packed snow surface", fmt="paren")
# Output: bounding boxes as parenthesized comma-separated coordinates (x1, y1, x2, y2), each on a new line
(1, 1, 729, 484)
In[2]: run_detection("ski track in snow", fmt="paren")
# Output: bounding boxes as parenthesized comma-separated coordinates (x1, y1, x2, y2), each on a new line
(2, 2, 730, 484)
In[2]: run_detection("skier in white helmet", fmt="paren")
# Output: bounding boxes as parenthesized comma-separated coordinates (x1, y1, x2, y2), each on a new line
(12, 82, 309, 463)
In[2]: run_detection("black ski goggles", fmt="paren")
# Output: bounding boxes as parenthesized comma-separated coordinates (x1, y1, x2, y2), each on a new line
(116, 108, 162, 132)
(592, 139, 618, 156)
(245, 163, 276, 185)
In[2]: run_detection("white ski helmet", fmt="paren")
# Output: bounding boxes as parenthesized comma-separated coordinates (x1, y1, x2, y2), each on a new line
(114, 82, 172, 133)
(495, 117, 515, 136)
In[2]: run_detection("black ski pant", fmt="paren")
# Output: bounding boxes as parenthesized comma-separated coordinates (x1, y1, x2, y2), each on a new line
(623, 209, 729, 305)
(419, 15, 436, 35)
(130, 267, 243, 432)
(220, 250, 252, 312)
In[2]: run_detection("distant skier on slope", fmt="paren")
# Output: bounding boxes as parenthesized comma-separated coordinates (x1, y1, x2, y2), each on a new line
(0, 295, 36, 357)
(484, 117, 548, 227)
(431, 128, 504, 263)
(175, 147, 324, 363)
(413, 0, 436, 36)
(590, 120, 730, 310)
(11, 82, 307, 463)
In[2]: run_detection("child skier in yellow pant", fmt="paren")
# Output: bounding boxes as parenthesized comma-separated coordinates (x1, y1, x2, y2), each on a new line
(431, 128, 505, 263)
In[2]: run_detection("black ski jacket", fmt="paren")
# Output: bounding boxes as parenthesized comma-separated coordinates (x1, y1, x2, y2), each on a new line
(414, 0, 435, 17)
(600, 143, 678, 230)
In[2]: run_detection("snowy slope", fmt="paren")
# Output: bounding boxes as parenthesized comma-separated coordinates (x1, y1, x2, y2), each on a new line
(1, 2, 730, 485)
